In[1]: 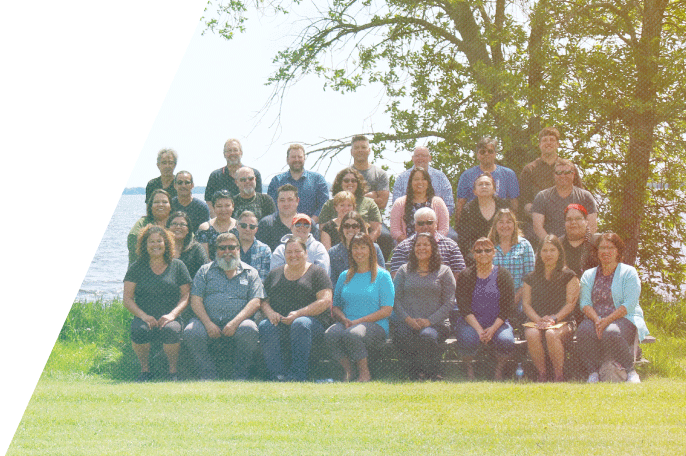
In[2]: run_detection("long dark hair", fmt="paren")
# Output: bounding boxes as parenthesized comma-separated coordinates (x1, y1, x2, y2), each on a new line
(166, 211, 193, 250)
(331, 167, 369, 199)
(407, 232, 442, 273)
(534, 234, 567, 280)
(345, 233, 378, 283)
(404, 167, 435, 227)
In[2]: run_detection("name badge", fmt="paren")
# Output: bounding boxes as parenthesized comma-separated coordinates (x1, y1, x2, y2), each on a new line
(240, 278, 248, 286)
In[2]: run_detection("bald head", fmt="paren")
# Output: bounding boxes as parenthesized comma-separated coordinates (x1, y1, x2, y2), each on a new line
(412, 146, 431, 170)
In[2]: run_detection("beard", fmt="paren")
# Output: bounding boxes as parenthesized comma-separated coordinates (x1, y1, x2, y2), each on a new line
(241, 186, 256, 197)
(216, 255, 240, 271)
(226, 156, 241, 167)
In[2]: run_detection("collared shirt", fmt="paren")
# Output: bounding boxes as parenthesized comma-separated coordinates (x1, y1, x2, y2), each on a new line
(390, 233, 465, 274)
(266, 170, 329, 217)
(492, 237, 535, 291)
(191, 260, 265, 322)
(391, 165, 455, 215)
(239, 238, 272, 283)
(204, 166, 263, 203)
(456, 164, 520, 202)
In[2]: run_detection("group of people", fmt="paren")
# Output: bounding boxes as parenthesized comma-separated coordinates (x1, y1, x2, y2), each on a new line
(123, 129, 649, 383)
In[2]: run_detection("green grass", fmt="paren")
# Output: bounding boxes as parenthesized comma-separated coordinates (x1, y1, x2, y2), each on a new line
(9, 378, 686, 455)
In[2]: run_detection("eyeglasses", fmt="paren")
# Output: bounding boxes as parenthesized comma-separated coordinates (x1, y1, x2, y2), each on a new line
(238, 222, 258, 230)
(342, 178, 358, 184)
(159, 160, 175, 166)
(175, 180, 192, 185)
(216, 244, 239, 251)
(169, 222, 188, 228)
(555, 170, 574, 175)
(239, 176, 255, 182)
(294, 222, 311, 228)
(478, 149, 496, 155)
(416, 220, 435, 227)
(342, 223, 360, 230)
(474, 248, 494, 254)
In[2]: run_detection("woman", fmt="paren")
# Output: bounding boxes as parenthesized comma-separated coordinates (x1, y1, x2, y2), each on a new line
(392, 233, 456, 380)
(167, 211, 209, 279)
(489, 208, 535, 323)
(521, 235, 579, 382)
(328, 211, 385, 285)
(390, 167, 449, 242)
(320, 191, 356, 250)
(457, 173, 510, 267)
(259, 237, 334, 381)
(196, 190, 237, 260)
(123, 225, 192, 382)
(318, 167, 382, 242)
(453, 237, 515, 380)
(577, 233, 649, 383)
(127, 189, 172, 266)
(325, 234, 394, 382)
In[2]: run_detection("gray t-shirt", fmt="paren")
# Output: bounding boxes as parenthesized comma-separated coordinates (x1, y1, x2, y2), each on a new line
(191, 261, 265, 321)
(392, 264, 456, 325)
(355, 165, 389, 192)
(532, 186, 597, 238)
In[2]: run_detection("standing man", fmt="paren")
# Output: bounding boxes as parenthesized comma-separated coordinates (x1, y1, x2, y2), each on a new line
(267, 144, 329, 222)
(455, 137, 519, 224)
(236, 211, 272, 283)
(391, 146, 455, 216)
(145, 148, 178, 204)
(532, 159, 597, 241)
(184, 233, 264, 380)
(258, 184, 309, 251)
(232, 166, 276, 221)
(205, 138, 263, 216)
(170, 170, 210, 234)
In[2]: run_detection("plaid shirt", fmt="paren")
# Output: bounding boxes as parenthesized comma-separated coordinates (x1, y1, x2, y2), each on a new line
(493, 237, 535, 290)
(240, 238, 272, 283)
(390, 233, 465, 274)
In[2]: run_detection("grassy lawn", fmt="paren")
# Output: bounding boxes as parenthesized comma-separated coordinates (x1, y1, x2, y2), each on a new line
(9, 377, 686, 455)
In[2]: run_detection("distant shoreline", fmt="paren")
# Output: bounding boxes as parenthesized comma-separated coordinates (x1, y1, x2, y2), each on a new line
(122, 187, 206, 195)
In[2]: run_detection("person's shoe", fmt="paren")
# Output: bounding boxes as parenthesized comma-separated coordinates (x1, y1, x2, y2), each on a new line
(168, 373, 179, 382)
(626, 370, 641, 383)
(587, 372, 599, 383)
(136, 372, 153, 383)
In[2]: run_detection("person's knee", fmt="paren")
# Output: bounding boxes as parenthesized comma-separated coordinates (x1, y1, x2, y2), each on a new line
(291, 316, 314, 332)
(159, 323, 182, 345)
(258, 318, 278, 335)
(131, 322, 152, 345)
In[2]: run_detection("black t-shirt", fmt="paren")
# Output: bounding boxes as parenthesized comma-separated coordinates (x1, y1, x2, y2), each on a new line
(204, 166, 263, 202)
(523, 267, 576, 319)
(145, 176, 177, 204)
(179, 241, 209, 279)
(233, 192, 276, 221)
(171, 197, 210, 234)
(264, 264, 333, 327)
(124, 259, 192, 319)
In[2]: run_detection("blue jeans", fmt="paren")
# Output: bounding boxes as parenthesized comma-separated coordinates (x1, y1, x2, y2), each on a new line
(391, 319, 449, 377)
(259, 316, 325, 381)
(454, 317, 514, 357)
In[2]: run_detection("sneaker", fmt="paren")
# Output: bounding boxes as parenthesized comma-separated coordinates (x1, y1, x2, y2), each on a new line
(587, 372, 599, 383)
(136, 372, 153, 383)
(626, 370, 641, 383)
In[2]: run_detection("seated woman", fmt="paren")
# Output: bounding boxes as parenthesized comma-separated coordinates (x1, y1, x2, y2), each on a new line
(489, 208, 535, 324)
(521, 235, 579, 382)
(259, 237, 333, 381)
(127, 189, 172, 266)
(326, 234, 394, 382)
(318, 167, 382, 242)
(453, 237, 515, 380)
(390, 167, 449, 243)
(577, 232, 649, 383)
(328, 211, 385, 285)
(167, 211, 209, 279)
(320, 190, 356, 250)
(457, 173, 510, 267)
(196, 190, 237, 260)
(392, 233, 456, 380)
(123, 225, 192, 382)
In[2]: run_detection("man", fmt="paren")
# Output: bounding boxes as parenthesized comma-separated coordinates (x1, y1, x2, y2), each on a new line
(257, 184, 307, 251)
(232, 166, 276, 221)
(391, 146, 455, 216)
(236, 211, 272, 283)
(390, 208, 465, 281)
(560, 203, 599, 279)
(170, 170, 210, 234)
(270, 213, 330, 274)
(519, 128, 583, 239)
(205, 138, 263, 216)
(455, 137, 519, 224)
(145, 148, 177, 204)
(267, 144, 329, 222)
(532, 159, 597, 241)
(184, 233, 264, 380)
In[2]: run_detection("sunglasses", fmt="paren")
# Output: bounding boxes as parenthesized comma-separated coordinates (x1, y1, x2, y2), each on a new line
(238, 222, 258, 230)
(216, 245, 239, 251)
(554, 170, 574, 175)
(416, 220, 435, 227)
(239, 176, 255, 182)
(294, 222, 311, 228)
(342, 223, 360, 230)
(175, 180, 192, 185)
(342, 178, 358, 184)
(474, 248, 494, 254)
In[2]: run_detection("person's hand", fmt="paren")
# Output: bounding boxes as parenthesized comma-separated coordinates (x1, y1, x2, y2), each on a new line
(480, 325, 497, 343)
(281, 311, 299, 325)
(405, 317, 421, 331)
(142, 315, 158, 329)
(416, 318, 431, 329)
(205, 321, 222, 339)
(265, 309, 283, 326)
(158, 314, 176, 328)
(342, 317, 354, 329)
(222, 321, 238, 337)
(595, 318, 609, 339)
(535, 316, 554, 330)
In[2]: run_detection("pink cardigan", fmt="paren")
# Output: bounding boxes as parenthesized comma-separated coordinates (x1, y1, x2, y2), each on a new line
(389, 196, 450, 241)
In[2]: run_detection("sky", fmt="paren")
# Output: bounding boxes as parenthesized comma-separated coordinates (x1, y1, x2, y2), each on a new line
(0, 1, 414, 451)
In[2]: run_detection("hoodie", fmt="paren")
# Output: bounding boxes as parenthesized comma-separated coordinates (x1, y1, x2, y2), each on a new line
(269, 233, 330, 275)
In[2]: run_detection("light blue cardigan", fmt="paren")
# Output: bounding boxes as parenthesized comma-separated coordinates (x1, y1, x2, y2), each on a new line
(579, 263, 649, 341)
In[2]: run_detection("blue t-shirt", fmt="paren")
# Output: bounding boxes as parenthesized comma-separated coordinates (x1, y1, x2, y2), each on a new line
(333, 269, 394, 334)
(456, 165, 520, 201)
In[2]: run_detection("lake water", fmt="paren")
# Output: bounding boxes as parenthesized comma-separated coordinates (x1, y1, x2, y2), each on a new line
(76, 194, 147, 302)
